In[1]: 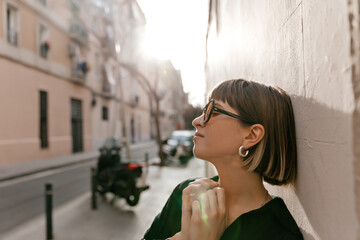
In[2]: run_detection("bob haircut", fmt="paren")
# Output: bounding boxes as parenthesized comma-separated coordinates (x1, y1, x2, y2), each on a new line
(209, 79, 297, 185)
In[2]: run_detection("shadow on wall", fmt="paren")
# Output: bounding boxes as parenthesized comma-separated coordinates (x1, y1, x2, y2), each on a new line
(288, 96, 355, 240)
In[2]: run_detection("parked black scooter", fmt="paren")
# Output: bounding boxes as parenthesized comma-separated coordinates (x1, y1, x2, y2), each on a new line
(95, 138, 149, 206)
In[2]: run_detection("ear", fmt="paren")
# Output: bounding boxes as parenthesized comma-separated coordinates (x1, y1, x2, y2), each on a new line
(243, 124, 265, 148)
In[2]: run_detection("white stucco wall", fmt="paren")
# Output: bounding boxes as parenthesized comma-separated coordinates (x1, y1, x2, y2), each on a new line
(205, 1, 358, 239)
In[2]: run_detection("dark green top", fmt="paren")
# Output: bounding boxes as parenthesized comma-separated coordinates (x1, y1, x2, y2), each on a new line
(143, 176, 303, 240)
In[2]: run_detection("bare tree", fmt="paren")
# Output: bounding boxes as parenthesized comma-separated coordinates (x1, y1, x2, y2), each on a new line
(118, 61, 167, 166)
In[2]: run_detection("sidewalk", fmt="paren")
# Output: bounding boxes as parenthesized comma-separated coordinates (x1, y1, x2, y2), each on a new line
(0, 157, 207, 240)
(0, 140, 157, 182)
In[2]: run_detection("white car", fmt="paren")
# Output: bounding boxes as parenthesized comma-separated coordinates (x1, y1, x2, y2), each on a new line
(162, 130, 195, 163)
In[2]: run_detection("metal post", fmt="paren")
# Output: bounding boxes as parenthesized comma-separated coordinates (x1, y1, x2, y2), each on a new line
(45, 183, 53, 240)
(91, 167, 97, 210)
(145, 152, 149, 173)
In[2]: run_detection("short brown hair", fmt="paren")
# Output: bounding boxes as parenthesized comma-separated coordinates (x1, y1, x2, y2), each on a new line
(209, 79, 297, 185)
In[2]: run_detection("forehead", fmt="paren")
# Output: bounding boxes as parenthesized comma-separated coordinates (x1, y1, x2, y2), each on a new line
(210, 99, 234, 111)
(212, 99, 226, 107)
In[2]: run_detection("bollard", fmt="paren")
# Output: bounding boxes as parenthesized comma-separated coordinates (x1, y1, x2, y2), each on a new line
(145, 152, 149, 173)
(45, 183, 53, 240)
(91, 167, 97, 210)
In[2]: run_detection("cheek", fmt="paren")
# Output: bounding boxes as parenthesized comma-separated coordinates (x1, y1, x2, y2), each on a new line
(193, 122, 243, 159)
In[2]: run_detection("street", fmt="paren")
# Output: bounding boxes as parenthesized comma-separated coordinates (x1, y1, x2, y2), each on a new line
(0, 162, 94, 234)
(0, 157, 206, 240)
(0, 142, 159, 237)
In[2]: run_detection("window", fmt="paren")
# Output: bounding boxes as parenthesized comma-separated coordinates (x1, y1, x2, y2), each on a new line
(39, 24, 50, 58)
(40, 91, 48, 148)
(102, 106, 108, 120)
(6, 4, 18, 45)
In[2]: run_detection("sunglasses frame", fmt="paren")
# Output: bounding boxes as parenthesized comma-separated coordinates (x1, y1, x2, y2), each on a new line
(202, 99, 254, 125)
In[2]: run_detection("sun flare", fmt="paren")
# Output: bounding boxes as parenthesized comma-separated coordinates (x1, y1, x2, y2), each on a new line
(142, 25, 172, 60)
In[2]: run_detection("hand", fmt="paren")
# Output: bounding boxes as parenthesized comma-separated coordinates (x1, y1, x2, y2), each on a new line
(187, 178, 220, 202)
(189, 187, 227, 240)
(180, 179, 220, 240)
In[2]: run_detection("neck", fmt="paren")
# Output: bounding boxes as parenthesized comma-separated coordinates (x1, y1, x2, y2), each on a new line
(212, 157, 270, 210)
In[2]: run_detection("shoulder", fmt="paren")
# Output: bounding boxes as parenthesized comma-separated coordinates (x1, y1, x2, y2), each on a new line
(221, 196, 303, 240)
(264, 197, 303, 239)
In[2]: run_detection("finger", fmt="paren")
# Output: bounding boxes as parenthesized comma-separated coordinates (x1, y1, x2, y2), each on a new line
(214, 187, 226, 217)
(189, 180, 218, 193)
(191, 200, 201, 225)
(184, 184, 202, 202)
(182, 187, 193, 211)
(189, 178, 219, 188)
(181, 189, 192, 237)
(199, 192, 209, 212)
(185, 183, 209, 201)
(189, 179, 219, 195)
(206, 189, 218, 218)
(198, 192, 210, 225)
(190, 178, 218, 185)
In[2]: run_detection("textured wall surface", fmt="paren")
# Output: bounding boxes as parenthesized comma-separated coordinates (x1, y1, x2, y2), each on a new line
(205, 0, 358, 239)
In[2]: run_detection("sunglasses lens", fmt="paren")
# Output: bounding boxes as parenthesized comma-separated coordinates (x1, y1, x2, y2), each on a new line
(204, 101, 213, 122)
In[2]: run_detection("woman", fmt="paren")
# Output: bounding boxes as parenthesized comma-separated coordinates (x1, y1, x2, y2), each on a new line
(143, 79, 303, 240)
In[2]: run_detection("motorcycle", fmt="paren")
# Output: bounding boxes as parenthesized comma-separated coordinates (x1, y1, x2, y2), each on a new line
(95, 138, 149, 206)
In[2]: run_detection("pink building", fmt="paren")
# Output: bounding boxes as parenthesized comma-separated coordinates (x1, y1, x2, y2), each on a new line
(0, 0, 92, 165)
(0, 0, 186, 166)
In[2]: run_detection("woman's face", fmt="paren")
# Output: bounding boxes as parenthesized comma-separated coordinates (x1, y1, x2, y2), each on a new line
(192, 99, 249, 162)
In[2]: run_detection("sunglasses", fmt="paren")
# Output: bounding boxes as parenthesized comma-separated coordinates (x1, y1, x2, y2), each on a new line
(202, 99, 254, 125)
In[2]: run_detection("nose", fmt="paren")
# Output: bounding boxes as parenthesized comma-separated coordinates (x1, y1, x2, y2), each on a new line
(192, 114, 205, 128)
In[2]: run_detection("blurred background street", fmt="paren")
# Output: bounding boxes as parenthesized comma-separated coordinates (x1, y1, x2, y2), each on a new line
(0, 0, 206, 238)
(0, 141, 206, 240)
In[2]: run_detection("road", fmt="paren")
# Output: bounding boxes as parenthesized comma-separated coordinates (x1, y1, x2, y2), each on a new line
(0, 143, 158, 235)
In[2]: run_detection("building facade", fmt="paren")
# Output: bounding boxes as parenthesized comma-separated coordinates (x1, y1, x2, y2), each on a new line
(0, 0, 186, 166)
(157, 59, 186, 138)
(0, 0, 92, 165)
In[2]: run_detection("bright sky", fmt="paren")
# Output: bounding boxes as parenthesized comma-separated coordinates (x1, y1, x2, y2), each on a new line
(136, 0, 208, 107)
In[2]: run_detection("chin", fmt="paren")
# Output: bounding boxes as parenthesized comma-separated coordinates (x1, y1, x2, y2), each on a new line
(193, 147, 210, 161)
(193, 147, 202, 159)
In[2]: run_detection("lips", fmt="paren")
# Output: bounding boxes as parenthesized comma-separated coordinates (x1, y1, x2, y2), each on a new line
(195, 132, 204, 137)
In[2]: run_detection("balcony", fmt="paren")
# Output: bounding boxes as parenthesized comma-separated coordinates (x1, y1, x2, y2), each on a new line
(93, 0, 113, 23)
(71, 61, 89, 82)
(99, 7, 113, 23)
(102, 81, 111, 93)
(129, 94, 139, 108)
(102, 77, 113, 99)
(101, 35, 116, 58)
(102, 63, 114, 95)
(69, 17, 88, 46)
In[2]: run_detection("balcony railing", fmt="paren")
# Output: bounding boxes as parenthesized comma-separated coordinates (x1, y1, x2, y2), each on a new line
(72, 61, 89, 80)
(102, 81, 111, 93)
(69, 18, 88, 45)
(129, 95, 139, 108)
(102, 36, 116, 58)
(7, 29, 18, 45)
